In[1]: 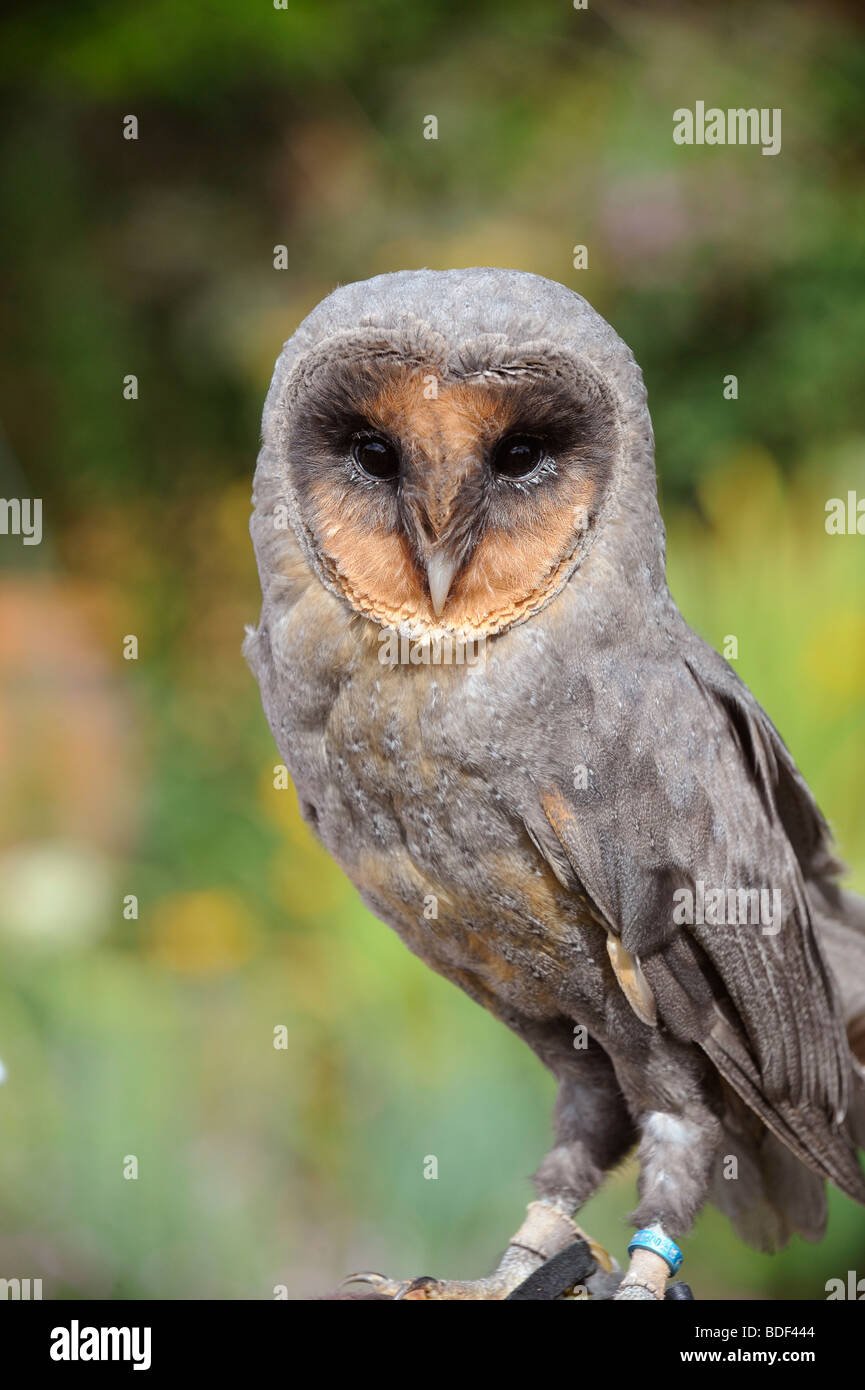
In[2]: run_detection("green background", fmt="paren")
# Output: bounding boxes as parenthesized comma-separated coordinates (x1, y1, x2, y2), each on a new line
(0, 0, 864, 1299)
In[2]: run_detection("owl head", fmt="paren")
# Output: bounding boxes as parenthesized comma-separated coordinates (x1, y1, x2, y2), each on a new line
(252, 269, 664, 639)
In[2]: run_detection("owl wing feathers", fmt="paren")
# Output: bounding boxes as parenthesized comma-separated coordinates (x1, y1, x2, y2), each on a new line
(536, 648, 865, 1202)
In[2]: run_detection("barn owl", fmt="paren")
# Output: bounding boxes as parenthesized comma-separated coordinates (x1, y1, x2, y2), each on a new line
(245, 268, 865, 1299)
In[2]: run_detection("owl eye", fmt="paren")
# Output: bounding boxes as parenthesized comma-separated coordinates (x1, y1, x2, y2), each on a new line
(351, 433, 400, 481)
(492, 433, 546, 481)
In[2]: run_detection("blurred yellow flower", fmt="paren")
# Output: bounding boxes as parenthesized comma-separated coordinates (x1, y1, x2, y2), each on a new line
(800, 611, 865, 708)
(698, 448, 786, 545)
(148, 890, 258, 975)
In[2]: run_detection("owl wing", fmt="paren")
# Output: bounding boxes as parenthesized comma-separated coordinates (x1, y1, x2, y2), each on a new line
(532, 647, 865, 1201)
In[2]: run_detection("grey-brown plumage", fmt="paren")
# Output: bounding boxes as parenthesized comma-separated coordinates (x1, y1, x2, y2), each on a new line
(245, 268, 865, 1290)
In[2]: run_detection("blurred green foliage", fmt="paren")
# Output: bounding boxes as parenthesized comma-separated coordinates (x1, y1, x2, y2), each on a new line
(0, 0, 864, 1299)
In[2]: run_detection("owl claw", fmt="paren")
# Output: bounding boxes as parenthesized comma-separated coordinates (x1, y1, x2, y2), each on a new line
(394, 1276, 449, 1300)
(339, 1270, 455, 1299)
(338, 1271, 414, 1298)
(338, 1269, 512, 1299)
(336, 1204, 620, 1300)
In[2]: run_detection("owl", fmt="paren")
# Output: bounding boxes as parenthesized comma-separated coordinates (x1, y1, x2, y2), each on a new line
(245, 268, 865, 1299)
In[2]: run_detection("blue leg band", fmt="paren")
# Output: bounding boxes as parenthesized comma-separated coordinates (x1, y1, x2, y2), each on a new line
(627, 1228, 683, 1275)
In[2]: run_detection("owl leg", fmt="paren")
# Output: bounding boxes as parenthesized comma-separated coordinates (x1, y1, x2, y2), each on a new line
(341, 1199, 612, 1300)
(612, 1048, 721, 1300)
(342, 1038, 636, 1300)
(532, 1039, 638, 1212)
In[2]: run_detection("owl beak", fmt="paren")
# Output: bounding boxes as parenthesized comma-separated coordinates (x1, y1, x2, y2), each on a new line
(425, 549, 459, 617)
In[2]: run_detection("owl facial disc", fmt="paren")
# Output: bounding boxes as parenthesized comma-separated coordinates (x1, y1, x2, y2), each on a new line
(277, 334, 621, 639)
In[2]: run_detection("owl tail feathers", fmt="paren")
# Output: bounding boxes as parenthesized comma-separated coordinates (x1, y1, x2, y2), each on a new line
(706, 886, 865, 1250)
(710, 1121, 828, 1252)
(703, 1015, 865, 1212)
(814, 889, 865, 1165)
(708, 1074, 865, 1253)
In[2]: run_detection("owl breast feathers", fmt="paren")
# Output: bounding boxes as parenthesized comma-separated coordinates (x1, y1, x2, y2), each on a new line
(245, 268, 865, 1258)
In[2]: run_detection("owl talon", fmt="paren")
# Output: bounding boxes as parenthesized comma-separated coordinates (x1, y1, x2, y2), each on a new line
(396, 1276, 488, 1300)
(337, 1203, 618, 1300)
(338, 1270, 414, 1298)
(338, 1269, 513, 1299)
